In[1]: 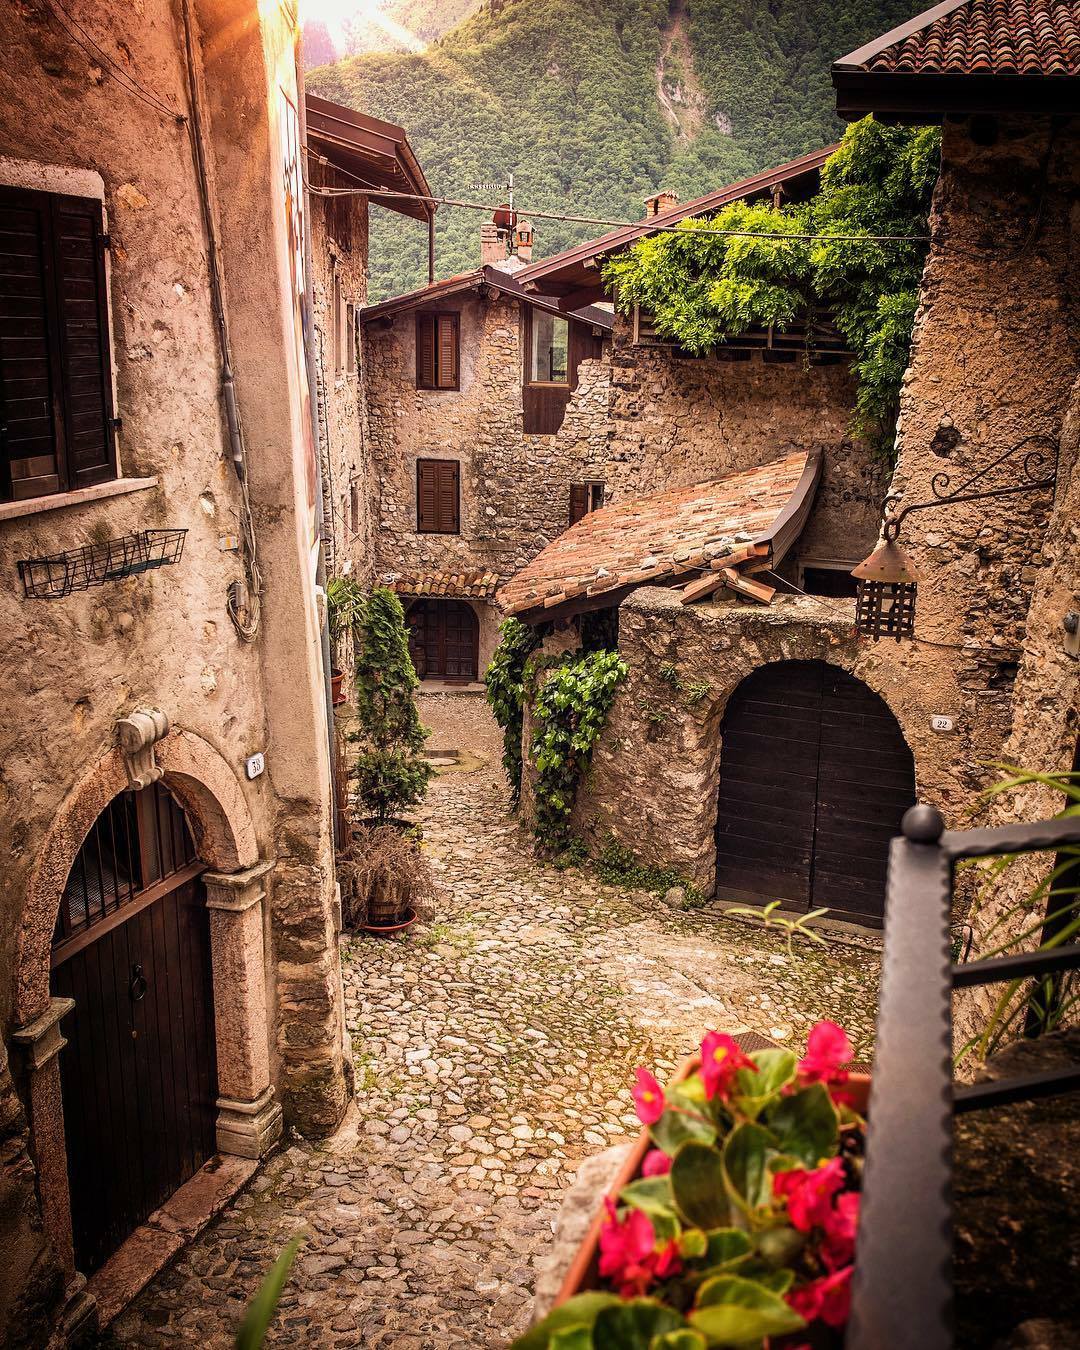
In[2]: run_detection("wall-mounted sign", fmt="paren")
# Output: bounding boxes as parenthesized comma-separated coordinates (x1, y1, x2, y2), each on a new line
(931, 715, 954, 733)
(246, 752, 266, 780)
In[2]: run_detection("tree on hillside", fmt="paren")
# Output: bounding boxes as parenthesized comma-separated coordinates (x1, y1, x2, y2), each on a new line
(602, 117, 941, 453)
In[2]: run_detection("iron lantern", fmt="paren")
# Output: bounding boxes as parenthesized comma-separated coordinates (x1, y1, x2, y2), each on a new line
(852, 536, 921, 641)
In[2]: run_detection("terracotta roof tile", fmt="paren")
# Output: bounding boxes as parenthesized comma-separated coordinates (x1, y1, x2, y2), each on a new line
(864, 0, 1080, 77)
(386, 570, 500, 599)
(498, 451, 813, 619)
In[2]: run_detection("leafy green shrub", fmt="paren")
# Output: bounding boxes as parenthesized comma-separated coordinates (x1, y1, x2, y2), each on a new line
(325, 573, 366, 648)
(350, 587, 433, 822)
(530, 649, 628, 850)
(603, 117, 941, 452)
(593, 832, 704, 906)
(485, 617, 542, 806)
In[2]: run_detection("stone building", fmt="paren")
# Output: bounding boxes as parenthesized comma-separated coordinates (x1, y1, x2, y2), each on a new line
(501, 3, 1079, 940)
(361, 255, 613, 678)
(0, 3, 365, 1340)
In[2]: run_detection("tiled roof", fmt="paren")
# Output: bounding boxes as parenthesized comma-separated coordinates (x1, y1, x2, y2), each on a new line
(846, 0, 1080, 76)
(498, 451, 818, 620)
(387, 570, 500, 599)
(360, 265, 614, 328)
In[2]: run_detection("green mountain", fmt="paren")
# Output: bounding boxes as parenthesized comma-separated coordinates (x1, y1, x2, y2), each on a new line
(307, 0, 915, 301)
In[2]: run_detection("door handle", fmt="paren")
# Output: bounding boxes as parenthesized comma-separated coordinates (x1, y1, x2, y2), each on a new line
(129, 963, 148, 1003)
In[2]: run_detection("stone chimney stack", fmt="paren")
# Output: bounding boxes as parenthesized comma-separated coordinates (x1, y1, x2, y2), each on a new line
(513, 219, 534, 262)
(480, 221, 505, 266)
(644, 189, 679, 219)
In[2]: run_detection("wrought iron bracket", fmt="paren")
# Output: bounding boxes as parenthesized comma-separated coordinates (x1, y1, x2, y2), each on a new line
(881, 434, 1059, 542)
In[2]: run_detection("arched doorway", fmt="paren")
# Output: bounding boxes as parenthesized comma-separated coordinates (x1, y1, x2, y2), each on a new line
(406, 598, 479, 680)
(715, 661, 915, 928)
(49, 782, 217, 1274)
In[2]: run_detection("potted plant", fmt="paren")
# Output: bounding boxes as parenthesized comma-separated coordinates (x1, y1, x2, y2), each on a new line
(337, 819, 435, 933)
(325, 573, 366, 705)
(515, 1022, 869, 1349)
(349, 585, 433, 827)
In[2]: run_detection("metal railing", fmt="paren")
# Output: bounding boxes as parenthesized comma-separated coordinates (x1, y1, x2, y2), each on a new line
(848, 804, 1080, 1350)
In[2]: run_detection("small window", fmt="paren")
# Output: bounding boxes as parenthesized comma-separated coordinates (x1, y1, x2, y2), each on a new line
(417, 458, 460, 533)
(569, 482, 604, 526)
(529, 311, 569, 384)
(332, 263, 343, 376)
(349, 478, 359, 535)
(416, 313, 459, 390)
(346, 301, 356, 373)
(0, 185, 117, 502)
(800, 563, 860, 599)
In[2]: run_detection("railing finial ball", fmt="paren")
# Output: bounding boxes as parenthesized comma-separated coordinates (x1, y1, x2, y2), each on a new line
(902, 803, 945, 843)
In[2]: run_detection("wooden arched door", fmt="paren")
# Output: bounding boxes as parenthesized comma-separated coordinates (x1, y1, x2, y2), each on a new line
(406, 599, 479, 680)
(714, 661, 915, 928)
(50, 783, 217, 1273)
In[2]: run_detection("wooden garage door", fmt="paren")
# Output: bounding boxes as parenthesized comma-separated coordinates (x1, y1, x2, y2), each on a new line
(406, 599, 478, 680)
(714, 661, 915, 928)
(50, 785, 217, 1274)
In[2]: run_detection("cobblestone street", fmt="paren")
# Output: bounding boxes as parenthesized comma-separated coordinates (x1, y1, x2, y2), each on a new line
(109, 693, 881, 1349)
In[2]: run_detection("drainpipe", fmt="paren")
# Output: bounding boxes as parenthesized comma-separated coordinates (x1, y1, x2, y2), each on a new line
(428, 211, 436, 284)
(295, 50, 342, 850)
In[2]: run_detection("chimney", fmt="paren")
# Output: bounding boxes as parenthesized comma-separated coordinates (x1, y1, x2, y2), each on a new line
(644, 189, 679, 219)
(480, 222, 506, 266)
(513, 219, 534, 263)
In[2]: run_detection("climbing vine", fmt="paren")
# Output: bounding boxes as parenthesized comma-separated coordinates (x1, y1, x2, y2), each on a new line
(530, 649, 629, 851)
(485, 617, 542, 806)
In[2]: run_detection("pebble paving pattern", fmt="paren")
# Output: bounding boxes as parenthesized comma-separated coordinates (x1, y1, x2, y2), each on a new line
(108, 693, 881, 1348)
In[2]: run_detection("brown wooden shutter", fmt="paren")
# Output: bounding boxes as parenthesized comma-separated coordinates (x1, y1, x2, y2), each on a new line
(416, 314, 435, 388)
(53, 194, 115, 489)
(0, 187, 62, 499)
(569, 483, 589, 526)
(436, 314, 458, 389)
(417, 458, 437, 529)
(417, 458, 459, 532)
(437, 459, 459, 531)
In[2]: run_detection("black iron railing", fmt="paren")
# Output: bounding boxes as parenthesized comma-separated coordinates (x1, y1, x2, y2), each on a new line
(848, 804, 1080, 1350)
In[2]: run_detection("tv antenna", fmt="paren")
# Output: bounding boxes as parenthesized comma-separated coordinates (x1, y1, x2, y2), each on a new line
(471, 171, 515, 218)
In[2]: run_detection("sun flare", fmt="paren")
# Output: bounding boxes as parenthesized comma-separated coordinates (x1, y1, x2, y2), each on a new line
(299, 0, 425, 52)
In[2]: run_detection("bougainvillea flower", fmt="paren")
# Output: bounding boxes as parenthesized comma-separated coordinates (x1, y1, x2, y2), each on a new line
(788, 1266, 853, 1329)
(642, 1147, 672, 1177)
(798, 1020, 852, 1087)
(632, 1067, 666, 1125)
(700, 1032, 756, 1100)
(821, 1189, 860, 1270)
(598, 1199, 681, 1296)
(772, 1158, 846, 1233)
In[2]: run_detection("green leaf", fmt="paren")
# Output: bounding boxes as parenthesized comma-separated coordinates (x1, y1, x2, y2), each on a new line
(592, 1299, 689, 1350)
(678, 1228, 708, 1260)
(511, 1294, 623, 1350)
(551, 1328, 593, 1350)
(722, 1123, 778, 1216)
(650, 1079, 717, 1156)
(754, 1225, 805, 1270)
(650, 1333, 706, 1350)
(703, 1228, 752, 1268)
(765, 1083, 839, 1168)
(689, 1276, 806, 1344)
(671, 1142, 730, 1231)
(731, 1050, 796, 1119)
(235, 1235, 303, 1350)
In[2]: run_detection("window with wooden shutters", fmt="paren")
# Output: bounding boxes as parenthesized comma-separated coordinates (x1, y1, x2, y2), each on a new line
(415, 312, 459, 390)
(0, 186, 117, 502)
(416, 458, 459, 533)
(569, 481, 604, 526)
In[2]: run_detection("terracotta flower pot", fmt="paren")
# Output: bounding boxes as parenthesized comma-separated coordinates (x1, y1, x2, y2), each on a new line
(553, 1052, 871, 1308)
(331, 670, 346, 706)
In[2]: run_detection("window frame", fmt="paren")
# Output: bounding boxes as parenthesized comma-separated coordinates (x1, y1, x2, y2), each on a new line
(416, 456, 460, 534)
(525, 306, 571, 388)
(0, 183, 119, 504)
(415, 311, 460, 391)
(569, 481, 605, 527)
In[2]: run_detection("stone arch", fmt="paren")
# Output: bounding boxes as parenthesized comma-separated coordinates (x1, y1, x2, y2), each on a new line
(14, 728, 258, 1026)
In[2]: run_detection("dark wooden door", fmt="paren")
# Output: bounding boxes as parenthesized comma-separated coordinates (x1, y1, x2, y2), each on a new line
(407, 599, 478, 680)
(50, 788, 216, 1275)
(715, 662, 914, 927)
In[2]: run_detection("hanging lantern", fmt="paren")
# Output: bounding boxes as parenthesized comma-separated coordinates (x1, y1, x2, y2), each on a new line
(851, 538, 921, 642)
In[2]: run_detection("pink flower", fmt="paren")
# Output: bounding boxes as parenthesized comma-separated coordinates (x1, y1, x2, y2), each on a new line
(598, 1198, 681, 1297)
(772, 1158, 845, 1233)
(788, 1266, 853, 1330)
(821, 1189, 860, 1270)
(632, 1067, 666, 1125)
(700, 1032, 755, 1101)
(642, 1148, 672, 1177)
(798, 1020, 852, 1088)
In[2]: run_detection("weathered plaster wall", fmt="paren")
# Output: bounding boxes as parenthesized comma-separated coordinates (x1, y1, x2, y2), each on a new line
(366, 293, 613, 586)
(605, 319, 888, 569)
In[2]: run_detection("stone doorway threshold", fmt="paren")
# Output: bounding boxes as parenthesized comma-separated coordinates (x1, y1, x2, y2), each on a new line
(418, 679, 486, 694)
(88, 1153, 258, 1330)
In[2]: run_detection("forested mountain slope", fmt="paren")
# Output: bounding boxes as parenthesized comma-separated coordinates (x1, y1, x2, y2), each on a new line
(307, 0, 914, 299)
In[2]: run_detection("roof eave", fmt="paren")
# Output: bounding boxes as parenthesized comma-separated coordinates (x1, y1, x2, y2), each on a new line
(832, 68, 1080, 122)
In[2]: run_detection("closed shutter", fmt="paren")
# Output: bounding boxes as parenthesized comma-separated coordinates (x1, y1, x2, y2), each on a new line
(436, 314, 458, 389)
(416, 314, 435, 388)
(0, 186, 115, 502)
(417, 458, 459, 533)
(569, 483, 589, 526)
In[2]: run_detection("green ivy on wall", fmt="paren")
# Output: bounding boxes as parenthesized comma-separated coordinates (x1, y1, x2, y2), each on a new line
(485, 617, 542, 806)
(529, 648, 629, 850)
